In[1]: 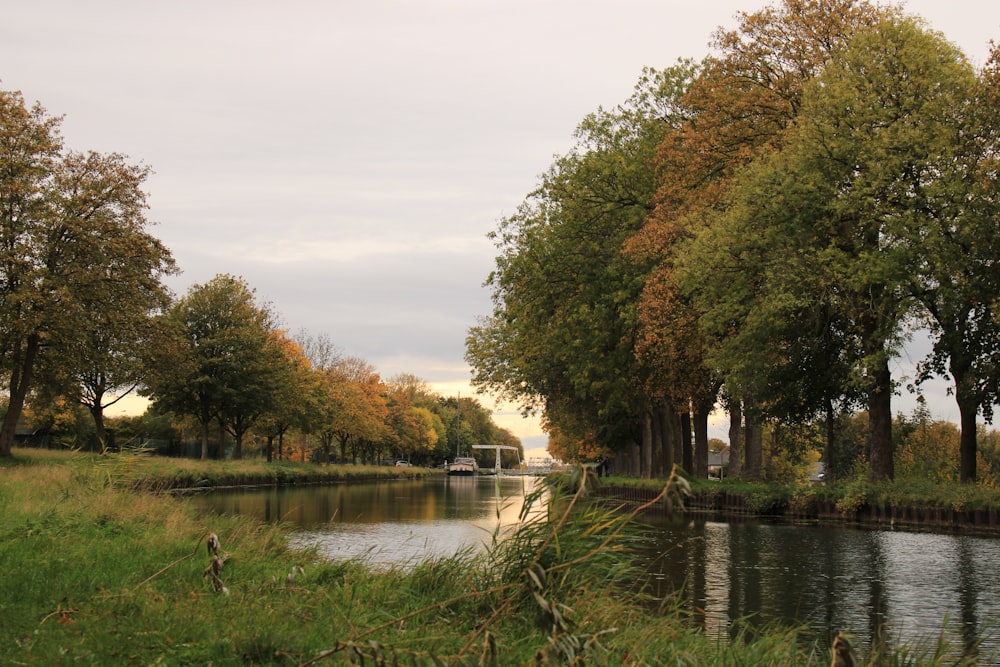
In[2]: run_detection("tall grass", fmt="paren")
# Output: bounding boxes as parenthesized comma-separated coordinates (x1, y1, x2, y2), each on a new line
(0, 449, 987, 665)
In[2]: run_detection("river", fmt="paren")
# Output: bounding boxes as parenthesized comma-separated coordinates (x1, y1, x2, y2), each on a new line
(188, 475, 534, 566)
(188, 476, 1000, 658)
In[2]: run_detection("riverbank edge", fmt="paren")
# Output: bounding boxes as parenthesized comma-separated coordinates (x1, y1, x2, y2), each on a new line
(131, 464, 444, 494)
(128, 465, 442, 493)
(595, 478, 1000, 535)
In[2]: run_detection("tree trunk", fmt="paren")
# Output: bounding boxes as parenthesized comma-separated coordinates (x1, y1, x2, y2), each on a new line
(823, 398, 836, 481)
(658, 400, 677, 476)
(650, 408, 664, 477)
(681, 409, 693, 474)
(954, 371, 978, 484)
(91, 403, 107, 453)
(0, 333, 41, 457)
(867, 357, 894, 482)
(743, 401, 762, 481)
(641, 412, 652, 479)
(727, 399, 743, 480)
(0, 408, 19, 458)
(693, 410, 709, 479)
(200, 420, 210, 460)
(628, 441, 641, 477)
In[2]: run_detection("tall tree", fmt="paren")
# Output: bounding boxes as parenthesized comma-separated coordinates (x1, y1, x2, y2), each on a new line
(384, 375, 442, 464)
(467, 65, 694, 476)
(630, 0, 889, 479)
(216, 324, 286, 460)
(908, 42, 1000, 483)
(0, 90, 176, 457)
(792, 17, 980, 481)
(144, 275, 276, 460)
(315, 357, 389, 464)
(257, 332, 317, 462)
(72, 305, 166, 451)
(688, 17, 979, 482)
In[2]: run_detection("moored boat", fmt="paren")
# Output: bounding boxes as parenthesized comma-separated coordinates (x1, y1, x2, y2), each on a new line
(448, 456, 479, 476)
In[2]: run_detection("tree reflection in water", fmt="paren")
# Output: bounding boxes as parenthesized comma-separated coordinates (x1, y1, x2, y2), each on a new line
(639, 515, 1000, 658)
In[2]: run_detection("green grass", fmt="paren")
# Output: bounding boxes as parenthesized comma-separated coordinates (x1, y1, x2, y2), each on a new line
(0, 450, 986, 665)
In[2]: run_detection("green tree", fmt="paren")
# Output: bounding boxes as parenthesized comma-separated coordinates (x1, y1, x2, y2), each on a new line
(913, 41, 1000, 483)
(791, 17, 978, 482)
(689, 17, 977, 482)
(216, 324, 290, 461)
(69, 254, 172, 451)
(432, 395, 520, 468)
(256, 332, 317, 462)
(384, 375, 442, 464)
(0, 90, 176, 457)
(467, 65, 694, 478)
(144, 275, 278, 460)
(631, 0, 888, 480)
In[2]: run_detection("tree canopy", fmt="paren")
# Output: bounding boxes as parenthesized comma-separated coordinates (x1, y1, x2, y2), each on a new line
(467, 0, 1000, 484)
(0, 90, 176, 457)
(143, 274, 283, 460)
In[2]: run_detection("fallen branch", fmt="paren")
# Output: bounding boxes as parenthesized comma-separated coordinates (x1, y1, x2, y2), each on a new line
(132, 549, 198, 591)
(40, 605, 78, 625)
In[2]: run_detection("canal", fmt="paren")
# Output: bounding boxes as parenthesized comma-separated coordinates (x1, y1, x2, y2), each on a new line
(188, 475, 1000, 658)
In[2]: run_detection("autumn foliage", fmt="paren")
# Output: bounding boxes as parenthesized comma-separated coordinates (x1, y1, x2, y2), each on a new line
(467, 0, 1000, 486)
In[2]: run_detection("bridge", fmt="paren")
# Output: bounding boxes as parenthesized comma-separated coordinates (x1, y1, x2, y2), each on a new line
(471, 444, 522, 475)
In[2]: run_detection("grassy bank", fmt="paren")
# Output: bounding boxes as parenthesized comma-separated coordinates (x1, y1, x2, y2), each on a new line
(596, 473, 1000, 533)
(76, 450, 438, 493)
(0, 450, 980, 665)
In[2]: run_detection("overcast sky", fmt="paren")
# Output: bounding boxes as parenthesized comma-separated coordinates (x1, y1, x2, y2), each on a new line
(3, 1, 999, 455)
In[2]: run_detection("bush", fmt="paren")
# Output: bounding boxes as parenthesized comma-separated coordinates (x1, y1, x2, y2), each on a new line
(835, 477, 870, 515)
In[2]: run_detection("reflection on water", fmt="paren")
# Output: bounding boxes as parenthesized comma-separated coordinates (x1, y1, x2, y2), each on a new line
(641, 516, 1000, 657)
(191, 478, 1000, 657)
(188, 476, 536, 566)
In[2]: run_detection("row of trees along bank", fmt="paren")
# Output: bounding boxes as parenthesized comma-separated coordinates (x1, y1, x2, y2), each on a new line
(0, 90, 519, 467)
(466, 0, 1000, 485)
(140, 276, 520, 466)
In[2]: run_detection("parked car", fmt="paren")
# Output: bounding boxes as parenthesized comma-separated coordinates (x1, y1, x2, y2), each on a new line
(395, 460, 410, 467)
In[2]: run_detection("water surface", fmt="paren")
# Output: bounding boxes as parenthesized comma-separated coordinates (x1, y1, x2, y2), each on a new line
(190, 477, 1000, 657)
(189, 475, 535, 566)
(640, 515, 1000, 657)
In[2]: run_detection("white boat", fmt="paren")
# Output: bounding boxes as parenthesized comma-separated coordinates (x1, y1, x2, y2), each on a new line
(448, 456, 479, 476)
(447, 396, 479, 476)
